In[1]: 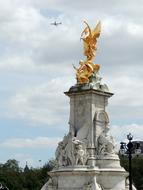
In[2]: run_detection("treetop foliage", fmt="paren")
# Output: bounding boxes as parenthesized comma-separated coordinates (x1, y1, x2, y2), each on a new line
(0, 157, 143, 190)
(0, 159, 56, 190)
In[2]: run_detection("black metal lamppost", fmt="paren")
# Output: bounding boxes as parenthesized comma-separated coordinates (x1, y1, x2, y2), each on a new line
(120, 133, 141, 190)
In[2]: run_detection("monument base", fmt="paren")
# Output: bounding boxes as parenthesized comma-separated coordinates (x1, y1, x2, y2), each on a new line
(41, 166, 129, 190)
(41, 83, 134, 190)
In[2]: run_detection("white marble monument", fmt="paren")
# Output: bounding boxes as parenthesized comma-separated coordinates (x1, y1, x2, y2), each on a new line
(41, 82, 128, 190)
(41, 21, 130, 190)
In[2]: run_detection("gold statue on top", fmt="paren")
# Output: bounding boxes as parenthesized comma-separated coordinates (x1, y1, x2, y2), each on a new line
(74, 21, 101, 84)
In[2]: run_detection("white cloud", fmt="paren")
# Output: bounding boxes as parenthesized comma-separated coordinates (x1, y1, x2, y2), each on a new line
(8, 77, 74, 126)
(0, 136, 61, 148)
(108, 75, 143, 107)
(110, 123, 143, 143)
(102, 17, 124, 36)
(0, 1, 142, 130)
(127, 22, 143, 37)
(0, 0, 143, 165)
(0, 4, 81, 74)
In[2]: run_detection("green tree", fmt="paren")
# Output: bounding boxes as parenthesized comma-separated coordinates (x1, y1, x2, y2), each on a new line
(0, 161, 22, 190)
(0, 159, 56, 190)
(3, 159, 21, 172)
(120, 155, 143, 190)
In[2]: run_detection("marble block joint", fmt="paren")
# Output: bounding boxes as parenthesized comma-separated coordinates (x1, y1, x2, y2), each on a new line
(41, 80, 133, 190)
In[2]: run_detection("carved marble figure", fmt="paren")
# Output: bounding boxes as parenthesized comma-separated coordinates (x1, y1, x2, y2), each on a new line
(97, 127, 116, 157)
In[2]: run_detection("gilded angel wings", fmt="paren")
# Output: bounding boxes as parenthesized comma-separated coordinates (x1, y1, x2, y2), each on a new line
(81, 21, 101, 61)
(74, 21, 101, 84)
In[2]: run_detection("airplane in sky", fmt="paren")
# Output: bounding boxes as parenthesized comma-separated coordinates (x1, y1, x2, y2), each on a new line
(50, 21, 62, 26)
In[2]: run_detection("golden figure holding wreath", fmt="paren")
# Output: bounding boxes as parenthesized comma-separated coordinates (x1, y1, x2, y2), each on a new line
(74, 21, 101, 84)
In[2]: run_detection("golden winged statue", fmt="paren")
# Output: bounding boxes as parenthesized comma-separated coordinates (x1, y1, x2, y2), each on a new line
(74, 21, 101, 84)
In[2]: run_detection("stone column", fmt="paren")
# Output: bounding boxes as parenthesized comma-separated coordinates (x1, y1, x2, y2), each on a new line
(65, 89, 113, 167)
(41, 85, 129, 190)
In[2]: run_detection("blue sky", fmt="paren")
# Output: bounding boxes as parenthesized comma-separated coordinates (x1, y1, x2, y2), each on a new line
(0, 0, 143, 168)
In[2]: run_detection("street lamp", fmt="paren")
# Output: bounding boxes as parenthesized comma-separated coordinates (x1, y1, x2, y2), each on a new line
(120, 133, 141, 190)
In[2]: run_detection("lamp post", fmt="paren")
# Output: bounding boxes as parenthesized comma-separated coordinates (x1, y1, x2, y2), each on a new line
(120, 133, 141, 190)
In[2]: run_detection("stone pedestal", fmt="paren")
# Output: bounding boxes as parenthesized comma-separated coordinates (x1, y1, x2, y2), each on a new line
(41, 84, 130, 190)
(41, 167, 127, 190)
